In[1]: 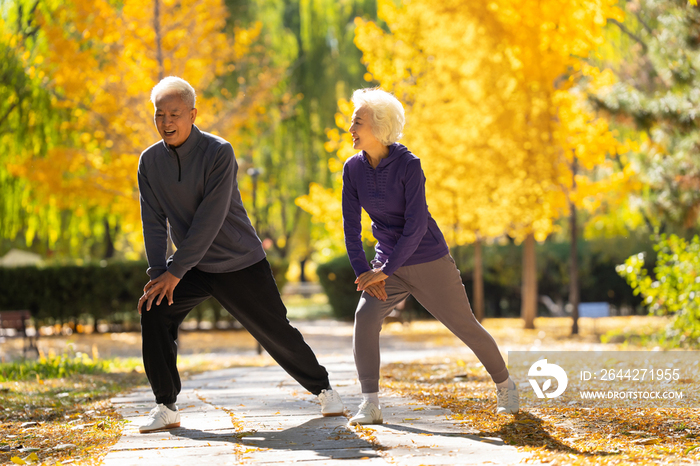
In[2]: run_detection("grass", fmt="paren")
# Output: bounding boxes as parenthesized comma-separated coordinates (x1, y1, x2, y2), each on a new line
(0, 352, 146, 466)
(0, 350, 271, 466)
(0, 353, 107, 382)
(283, 294, 333, 320)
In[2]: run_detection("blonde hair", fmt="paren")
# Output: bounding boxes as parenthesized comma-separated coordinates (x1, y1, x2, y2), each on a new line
(351, 88, 405, 145)
(150, 76, 196, 109)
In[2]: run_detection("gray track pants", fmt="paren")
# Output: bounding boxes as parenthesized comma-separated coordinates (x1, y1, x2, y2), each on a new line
(353, 254, 510, 393)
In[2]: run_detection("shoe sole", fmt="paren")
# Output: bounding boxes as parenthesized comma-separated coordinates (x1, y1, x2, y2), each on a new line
(496, 409, 519, 415)
(139, 421, 180, 433)
(348, 418, 383, 426)
(322, 411, 345, 417)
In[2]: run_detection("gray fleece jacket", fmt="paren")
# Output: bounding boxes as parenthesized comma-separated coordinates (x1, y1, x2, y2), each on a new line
(138, 125, 265, 280)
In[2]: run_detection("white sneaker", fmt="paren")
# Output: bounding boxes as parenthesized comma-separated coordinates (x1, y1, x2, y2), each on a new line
(348, 401, 383, 426)
(496, 377, 519, 415)
(318, 389, 344, 416)
(139, 404, 181, 433)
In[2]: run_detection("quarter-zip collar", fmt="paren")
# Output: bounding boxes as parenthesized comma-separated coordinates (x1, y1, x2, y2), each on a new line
(162, 124, 202, 161)
(162, 125, 202, 182)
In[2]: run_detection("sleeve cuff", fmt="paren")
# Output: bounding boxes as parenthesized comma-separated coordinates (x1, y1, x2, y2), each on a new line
(147, 266, 167, 280)
(167, 262, 188, 279)
(380, 263, 395, 277)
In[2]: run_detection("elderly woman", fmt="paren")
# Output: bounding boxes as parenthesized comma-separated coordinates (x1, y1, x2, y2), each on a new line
(342, 88, 518, 425)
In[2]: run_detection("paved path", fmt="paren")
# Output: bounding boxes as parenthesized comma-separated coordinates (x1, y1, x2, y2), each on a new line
(104, 321, 534, 465)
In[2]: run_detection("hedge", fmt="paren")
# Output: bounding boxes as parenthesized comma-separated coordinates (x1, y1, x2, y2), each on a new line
(317, 255, 362, 321)
(0, 258, 289, 327)
(318, 237, 650, 321)
(0, 261, 148, 325)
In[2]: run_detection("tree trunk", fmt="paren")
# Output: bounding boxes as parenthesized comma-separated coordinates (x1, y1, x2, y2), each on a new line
(154, 0, 164, 80)
(299, 257, 308, 282)
(473, 238, 485, 321)
(570, 201, 580, 335)
(521, 233, 537, 329)
(570, 155, 580, 335)
(104, 217, 115, 259)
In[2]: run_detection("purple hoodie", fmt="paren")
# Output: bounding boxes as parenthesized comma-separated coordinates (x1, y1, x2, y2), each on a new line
(342, 143, 449, 277)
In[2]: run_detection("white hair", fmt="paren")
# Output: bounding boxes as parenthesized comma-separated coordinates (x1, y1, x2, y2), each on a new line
(150, 76, 196, 109)
(351, 88, 405, 145)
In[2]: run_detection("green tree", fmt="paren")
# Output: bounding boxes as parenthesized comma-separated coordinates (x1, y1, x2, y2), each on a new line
(1, 0, 281, 261)
(618, 234, 700, 345)
(0, 0, 67, 256)
(226, 0, 377, 272)
(591, 0, 700, 342)
(589, 0, 700, 236)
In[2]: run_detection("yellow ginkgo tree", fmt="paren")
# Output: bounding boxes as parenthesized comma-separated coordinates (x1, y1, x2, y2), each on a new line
(5, 0, 278, 258)
(299, 0, 636, 328)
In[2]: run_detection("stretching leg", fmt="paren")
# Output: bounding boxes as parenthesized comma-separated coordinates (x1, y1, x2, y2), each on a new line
(211, 259, 332, 395)
(404, 255, 509, 384)
(353, 276, 410, 393)
(140, 269, 211, 405)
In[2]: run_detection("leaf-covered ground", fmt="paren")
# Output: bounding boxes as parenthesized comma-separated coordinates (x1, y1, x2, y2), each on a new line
(0, 351, 267, 466)
(382, 357, 700, 465)
(0, 372, 144, 465)
(379, 316, 700, 465)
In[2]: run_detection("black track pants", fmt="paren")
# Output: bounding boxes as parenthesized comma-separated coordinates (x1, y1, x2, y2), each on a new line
(140, 258, 330, 405)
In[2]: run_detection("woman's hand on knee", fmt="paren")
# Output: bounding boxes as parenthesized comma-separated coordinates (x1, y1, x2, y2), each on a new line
(364, 281, 387, 301)
(356, 269, 388, 291)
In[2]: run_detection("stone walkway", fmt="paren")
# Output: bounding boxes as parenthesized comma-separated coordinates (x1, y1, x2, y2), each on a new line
(104, 321, 534, 465)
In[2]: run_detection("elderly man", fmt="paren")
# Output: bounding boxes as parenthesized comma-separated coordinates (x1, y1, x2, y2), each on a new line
(137, 76, 343, 433)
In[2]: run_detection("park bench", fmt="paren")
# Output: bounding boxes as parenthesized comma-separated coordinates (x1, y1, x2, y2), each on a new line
(578, 302, 610, 334)
(0, 310, 38, 356)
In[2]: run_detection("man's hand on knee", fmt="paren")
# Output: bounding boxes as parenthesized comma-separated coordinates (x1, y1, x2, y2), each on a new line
(138, 271, 181, 314)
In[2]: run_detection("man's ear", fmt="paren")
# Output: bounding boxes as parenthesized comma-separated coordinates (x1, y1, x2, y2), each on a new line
(190, 107, 198, 124)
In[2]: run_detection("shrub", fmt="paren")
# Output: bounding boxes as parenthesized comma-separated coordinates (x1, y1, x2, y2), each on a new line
(268, 257, 289, 292)
(454, 236, 647, 317)
(0, 262, 148, 325)
(317, 254, 362, 320)
(617, 234, 700, 346)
